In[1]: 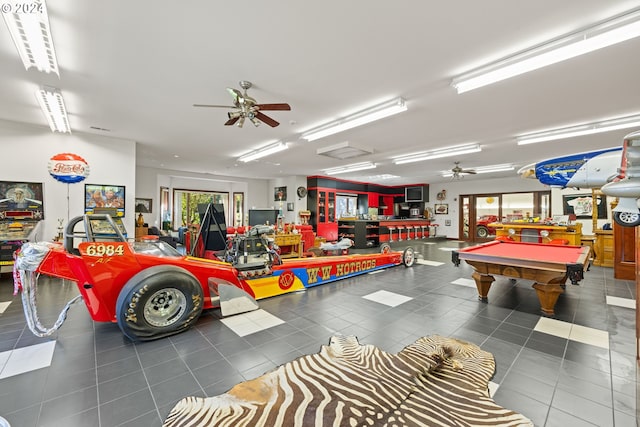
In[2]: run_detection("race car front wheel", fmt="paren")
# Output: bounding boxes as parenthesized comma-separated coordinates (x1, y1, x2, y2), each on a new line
(116, 265, 204, 341)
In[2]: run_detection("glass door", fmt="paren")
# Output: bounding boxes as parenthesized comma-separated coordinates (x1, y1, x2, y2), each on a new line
(474, 195, 500, 240)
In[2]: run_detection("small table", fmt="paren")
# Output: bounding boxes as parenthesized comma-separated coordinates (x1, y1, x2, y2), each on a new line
(452, 240, 590, 315)
(274, 233, 303, 258)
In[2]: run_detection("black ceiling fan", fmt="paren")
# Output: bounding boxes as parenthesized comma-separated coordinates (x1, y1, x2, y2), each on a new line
(193, 81, 291, 128)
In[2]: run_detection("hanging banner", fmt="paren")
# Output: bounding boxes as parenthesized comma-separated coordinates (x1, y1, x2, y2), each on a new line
(48, 153, 90, 183)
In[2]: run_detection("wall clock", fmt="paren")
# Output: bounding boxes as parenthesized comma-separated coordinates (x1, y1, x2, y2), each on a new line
(296, 186, 307, 198)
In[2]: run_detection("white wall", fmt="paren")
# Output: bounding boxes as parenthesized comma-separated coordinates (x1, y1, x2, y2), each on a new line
(0, 119, 136, 240)
(427, 176, 613, 238)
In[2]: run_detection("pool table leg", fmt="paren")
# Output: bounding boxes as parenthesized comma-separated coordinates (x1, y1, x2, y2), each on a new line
(471, 272, 494, 301)
(532, 281, 565, 315)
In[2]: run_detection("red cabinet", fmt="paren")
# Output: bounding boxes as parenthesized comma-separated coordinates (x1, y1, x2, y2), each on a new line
(309, 189, 337, 241)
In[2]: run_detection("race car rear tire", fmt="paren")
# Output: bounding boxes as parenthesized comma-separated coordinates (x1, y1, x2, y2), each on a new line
(476, 226, 489, 238)
(116, 265, 204, 341)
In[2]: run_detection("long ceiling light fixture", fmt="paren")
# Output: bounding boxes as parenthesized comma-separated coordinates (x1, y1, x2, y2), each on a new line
(441, 163, 514, 177)
(35, 86, 70, 133)
(237, 141, 288, 162)
(301, 97, 407, 142)
(451, 7, 640, 94)
(392, 143, 481, 165)
(2, 0, 60, 75)
(323, 161, 377, 175)
(516, 113, 640, 145)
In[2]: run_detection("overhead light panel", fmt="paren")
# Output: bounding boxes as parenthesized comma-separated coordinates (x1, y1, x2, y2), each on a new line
(451, 7, 640, 93)
(392, 143, 481, 165)
(516, 113, 640, 145)
(35, 86, 70, 133)
(301, 97, 407, 142)
(238, 141, 288, 162)
(2, 0, 60, 75)
(323, 162, 377, 175)
(442, 163, 514, 177)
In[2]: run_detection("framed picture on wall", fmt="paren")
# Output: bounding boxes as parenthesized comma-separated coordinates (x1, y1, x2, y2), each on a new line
(562, 194, 606, 219)
(434, 203, 448, 215)
(274, 186, 287, 201)
(0, 180, 44, 220)
(85, 184, 125, 216)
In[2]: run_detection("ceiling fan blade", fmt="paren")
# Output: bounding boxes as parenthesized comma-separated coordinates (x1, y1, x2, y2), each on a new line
(193, 104, 236, 108)
(224, 116, 240, 126)
(463, 170, 477, 174)
(255, 103, 291, 111)
(255, 111, 280, 127)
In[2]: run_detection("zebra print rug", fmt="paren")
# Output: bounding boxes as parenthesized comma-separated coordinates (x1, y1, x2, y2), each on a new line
(163, 335, 533, 426)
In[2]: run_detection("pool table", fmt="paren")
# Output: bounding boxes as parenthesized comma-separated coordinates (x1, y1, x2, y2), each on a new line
(452, 240, 590, 315)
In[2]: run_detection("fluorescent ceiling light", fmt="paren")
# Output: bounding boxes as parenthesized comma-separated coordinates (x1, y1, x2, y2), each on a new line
(441, 163, 514, 177)
(516, 113, 640, 145)
(238, 141, 288, 162)
(35, 86, 70, 133)
(451, 8, 640, 93)
(301, 98, 407, 142)
(2, 0, 59, 75)
(323, 162, 377, 175)
(392, 143, 481, 165)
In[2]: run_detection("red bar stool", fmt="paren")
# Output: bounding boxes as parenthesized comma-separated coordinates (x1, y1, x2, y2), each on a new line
(413, 225, 420, 239)
(420, 225, 428, 239)
(406, 225, 412, 240)
(397, 225, 405, 241)
(387, 226, 396, 242)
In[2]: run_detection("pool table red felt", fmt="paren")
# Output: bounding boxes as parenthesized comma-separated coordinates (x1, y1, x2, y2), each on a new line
(452, 240, 590, 315)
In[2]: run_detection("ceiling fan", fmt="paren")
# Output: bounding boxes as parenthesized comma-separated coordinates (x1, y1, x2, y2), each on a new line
(193, 81, 291, 128)
(451, 162, 477, 179)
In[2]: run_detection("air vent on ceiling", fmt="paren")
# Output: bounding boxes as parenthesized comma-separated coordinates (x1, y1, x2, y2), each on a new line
(316, 141, 373, 160)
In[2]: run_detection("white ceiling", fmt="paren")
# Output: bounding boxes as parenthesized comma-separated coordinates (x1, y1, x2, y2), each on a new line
(2, 1, 640, 185)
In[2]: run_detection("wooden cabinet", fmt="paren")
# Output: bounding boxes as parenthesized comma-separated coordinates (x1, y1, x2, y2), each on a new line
(309, 189, 337, 241)
(614, 222, 636, 279)
(135, 226, 148, 238)
(493, 222, 582, 245)
(274, 233, 303, 258)
(338, 220, 379, 249)
(594, 229, 614, 267)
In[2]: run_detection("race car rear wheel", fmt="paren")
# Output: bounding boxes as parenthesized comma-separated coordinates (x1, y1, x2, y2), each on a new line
(116, 265, 204, 341)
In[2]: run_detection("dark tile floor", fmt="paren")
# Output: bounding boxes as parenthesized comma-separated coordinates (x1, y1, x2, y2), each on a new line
(0, 239, 637, 426)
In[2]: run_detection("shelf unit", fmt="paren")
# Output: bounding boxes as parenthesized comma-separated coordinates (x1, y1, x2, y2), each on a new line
(309, 189, 337, 240)
(338, 220, 379, 249)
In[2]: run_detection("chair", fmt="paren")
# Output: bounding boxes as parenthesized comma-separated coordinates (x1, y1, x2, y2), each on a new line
(413, 225, 421, 239)
(406, 225, 412, 240)
(420, 225, 428, 239)
(387, 226, 396, 243)
(397, 225, 405, 241)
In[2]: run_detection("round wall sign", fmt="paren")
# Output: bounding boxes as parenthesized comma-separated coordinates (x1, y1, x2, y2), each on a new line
(296, 186, 307, 198)
(48, 153, 90, 183)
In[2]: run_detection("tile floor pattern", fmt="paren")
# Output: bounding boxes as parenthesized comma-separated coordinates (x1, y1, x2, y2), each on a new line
(0, 239, 637, 426)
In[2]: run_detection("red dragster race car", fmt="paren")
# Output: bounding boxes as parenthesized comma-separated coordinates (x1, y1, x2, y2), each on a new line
(14, 215, 415, 341)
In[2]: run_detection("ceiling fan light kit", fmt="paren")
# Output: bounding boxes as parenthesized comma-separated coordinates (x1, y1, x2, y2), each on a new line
(301, 97, 407, 142)
(194, 81, 291, 128)
(441, 163, 514, 178)
(237, 141, 288, 162)
(451, 7, 640, 93)
(392, 143, 481, 165)
(516, 113, 640, 145)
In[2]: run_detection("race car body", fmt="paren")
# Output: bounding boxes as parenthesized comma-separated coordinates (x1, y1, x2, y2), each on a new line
(14, 214, 414, 341)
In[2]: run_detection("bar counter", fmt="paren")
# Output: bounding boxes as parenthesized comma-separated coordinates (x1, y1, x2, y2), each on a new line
(378, 218, 433, 242)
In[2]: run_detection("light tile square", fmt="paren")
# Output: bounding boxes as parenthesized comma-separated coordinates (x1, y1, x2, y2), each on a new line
(220, 309, 284, 337)
(569, 324, 609, 349)
(0, 341, 56, 379)
(416, 259, 444, 266)
(534, 317, 571, 339)
(451, 278, 476, 288)
(488, 381, 499, 398)
(422, 242, 436, 245)
(0, 301, 10, 314)
(362, 290, 412, 307)
(438, 247, 458, 252)
(606, 296, 635, 309)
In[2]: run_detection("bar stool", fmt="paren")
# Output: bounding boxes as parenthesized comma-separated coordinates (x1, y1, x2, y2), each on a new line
(406, 225, 412, 240)
(431, 224, 439, 238)
(413, 225, 420, 239)
(397, 225, 405, 241)
(387, 226, 396, 243)
(420, 225, 428, 239)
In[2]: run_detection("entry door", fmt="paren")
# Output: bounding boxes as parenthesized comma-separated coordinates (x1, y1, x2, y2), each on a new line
(474, 195, 500, 241)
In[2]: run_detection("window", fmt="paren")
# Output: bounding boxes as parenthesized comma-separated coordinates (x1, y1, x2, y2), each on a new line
(173, 189, 229, 227)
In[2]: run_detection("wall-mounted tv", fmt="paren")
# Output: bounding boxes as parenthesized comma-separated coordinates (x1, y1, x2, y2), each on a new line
(85, 184, 125, 217)
(248, 209, 279, 226)
(405, 186, 423, 203)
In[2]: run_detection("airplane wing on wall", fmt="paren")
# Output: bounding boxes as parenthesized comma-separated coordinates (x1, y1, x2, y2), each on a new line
(517, 147, 622, 188)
